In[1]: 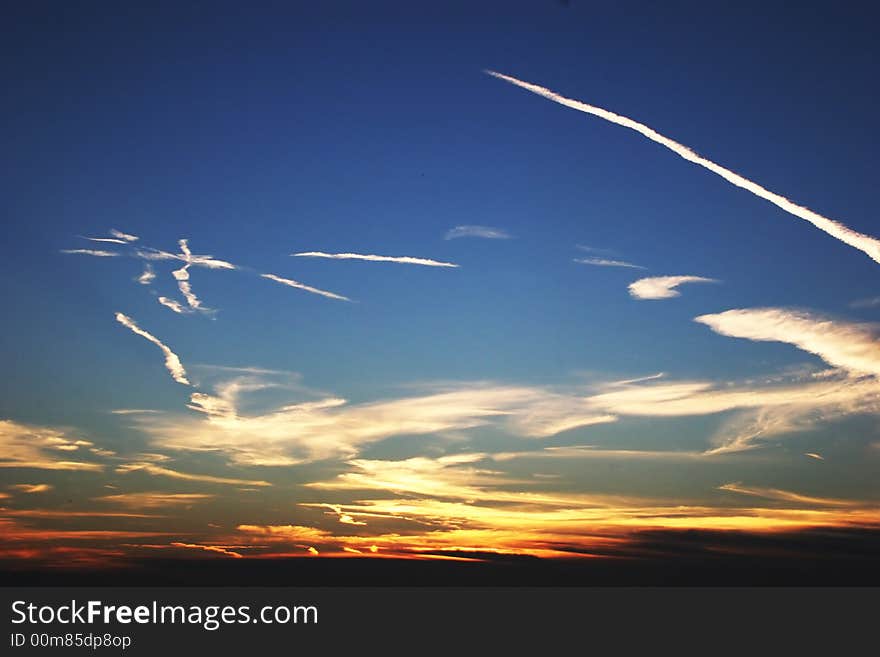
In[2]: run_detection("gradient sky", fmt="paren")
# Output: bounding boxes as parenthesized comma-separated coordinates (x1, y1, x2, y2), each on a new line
(2, 1, 879, 566)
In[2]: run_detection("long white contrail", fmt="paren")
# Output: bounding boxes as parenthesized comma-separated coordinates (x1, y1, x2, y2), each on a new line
(293, 251, 459, 268)
(486, 70, 880, 265)
(574, 257, 645, 269)
(262, 273, 350, 301)
(114, 312, 190, 385)
(61, 249, 119, 257)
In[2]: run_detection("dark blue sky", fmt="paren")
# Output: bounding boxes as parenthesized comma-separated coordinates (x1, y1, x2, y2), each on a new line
(1, 2, 879, 561)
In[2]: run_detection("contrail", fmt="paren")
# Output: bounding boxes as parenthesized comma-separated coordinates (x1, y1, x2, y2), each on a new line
(109, 229, 139, 242)
(262, 273, 350, 301)
(61, 249, 119, 257)
(137, 265, 155, 285)
(293, 252, 459, 268)
(157, 296, 187, 314)
(172, 265, 203, 310)
(80, 236, 128, 244)
(486, 70, 880, 264)
(444, 225, 511, 240)
(574, 257, 645, 269)
(114, 312, 190, 385)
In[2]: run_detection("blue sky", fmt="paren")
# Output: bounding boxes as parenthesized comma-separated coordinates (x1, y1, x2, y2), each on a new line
(1, 1, 879, 564)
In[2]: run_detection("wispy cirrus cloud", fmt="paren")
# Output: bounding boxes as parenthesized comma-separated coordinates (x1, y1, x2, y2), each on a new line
(695, 308, 880, 377)
(8, 484, 53, 494)
(718, 483, 861, 508)
(124, 355, 880, 467)
(628, 275, 717, 299)
(126, 375, 621, 467)
(115, 461, 270, 487)
(292, 252, 459, 268)
(444, 225, 511, 240)
(574, 257, 645, 269)
(576, 244, 617, 255)
(850, 296, 880, 309)
(0, 419, 103, 471)
(169, 542, 243, 558)
(486, 70, 880, 265)
(261, 273, 350, 302)
(109, 229, 139, 242)
(96, 492, 214, 508)
(80, 236, 129, 245)
(60, 249, 119, 257)
(114, 312, 191, 385)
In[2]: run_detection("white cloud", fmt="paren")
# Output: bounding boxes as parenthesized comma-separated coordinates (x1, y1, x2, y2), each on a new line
(261, 273, 350, 302)
(292, 252, 459, 268)
(136, 264, 155, 285)
(158, 297, 188, 314)
(695, 308, 880, 377)
(8, 484, 53, 493)
(81, 236, 128, 244)
(96, 492, 214, 508)
(718, 483, 856, 507)
(444, 225, 511, 240)
(574, 257, 645, 269)
(0, 419, 103, 471)
(115, 462, 270, 487)
(126, 376, 628, 467)
(628, 275, 717, 299)
(114, 312, 191, 385)
(109, 229, 139, 242)
(60, 249, 119, 257)
(486, 70, 880, 265)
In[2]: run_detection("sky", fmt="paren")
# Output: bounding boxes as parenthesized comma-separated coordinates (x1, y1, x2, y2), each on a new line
(2, 1, 879, 568)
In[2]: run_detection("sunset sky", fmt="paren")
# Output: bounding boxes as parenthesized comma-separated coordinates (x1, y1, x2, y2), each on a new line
(2, 1, 879, 570)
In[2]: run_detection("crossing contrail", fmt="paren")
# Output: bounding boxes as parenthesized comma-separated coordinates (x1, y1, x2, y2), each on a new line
(486, 70, 880, 264)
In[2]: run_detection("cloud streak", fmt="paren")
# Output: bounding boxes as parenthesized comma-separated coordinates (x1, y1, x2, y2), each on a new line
(115, 462, 270, 487)
(114, 312, 191, 385)
(137, 264, 155, 285)
(695, 308, 880, 377)
(0, 420, 103, 471)
(261, 273, 350, 302)
(486, 70, 880, 265)
(109, 229, 139, 242)
(574, 257, 645, 269)
(629, 275, 717, 299)
(60, 249, 119, 257)
(157, 297, 187, 314)
(96, 492, 215, 508)
(81, 237, 128, 245)
(292, 252, 459, 268)
(444, 225, 511, 240)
